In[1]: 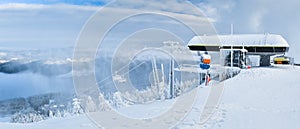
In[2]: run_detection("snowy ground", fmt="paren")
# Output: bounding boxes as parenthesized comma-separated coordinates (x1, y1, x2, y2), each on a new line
(203, 65, 300, 129)
(0, 115, 98, 129)
(1, 65, 299, 129)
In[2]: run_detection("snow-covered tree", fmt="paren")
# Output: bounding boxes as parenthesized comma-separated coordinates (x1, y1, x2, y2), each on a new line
(98, 93, 110, 111)
(158, 82, 166, 100)
(55, 110, 61, 117)
(112, 92, 125, 108)
(49, 110, 54, 118)
(11, 112, 44, 123)
(72, 98, 84, 115)
(84, 96, 97, 112)
(61, 109, 69, 117)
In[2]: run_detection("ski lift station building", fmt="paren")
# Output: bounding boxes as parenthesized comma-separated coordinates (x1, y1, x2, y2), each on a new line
(188, 34, 290, 67)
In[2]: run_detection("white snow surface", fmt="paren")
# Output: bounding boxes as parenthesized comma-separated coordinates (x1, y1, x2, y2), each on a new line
(175, 65, 300, 129)
(1, 65, 299, 129)
(207, 65, 300, 129)
(0, 115, 98, 129)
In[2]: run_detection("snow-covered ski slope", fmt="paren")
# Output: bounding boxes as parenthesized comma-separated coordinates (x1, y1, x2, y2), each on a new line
(207, 65, 300, 129)
(1, 65, 299, 129)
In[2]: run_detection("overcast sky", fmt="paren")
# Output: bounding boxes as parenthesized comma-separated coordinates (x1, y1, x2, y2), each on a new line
(0, 0, 299, 61)
(192, 0, 300, 60)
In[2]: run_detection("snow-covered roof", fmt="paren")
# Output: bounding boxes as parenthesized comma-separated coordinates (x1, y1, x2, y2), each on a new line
(188, 34, 289, 47)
